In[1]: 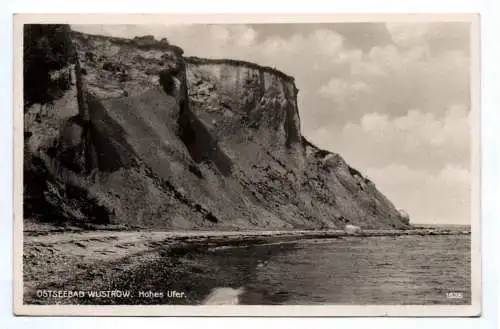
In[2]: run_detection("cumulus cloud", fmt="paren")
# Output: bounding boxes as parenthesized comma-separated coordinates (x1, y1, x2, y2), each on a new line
(318, 42, 470, 122)
(386, 22, 470, 55)
(309, 105, 470, 173)
(72, 22, 472, 224)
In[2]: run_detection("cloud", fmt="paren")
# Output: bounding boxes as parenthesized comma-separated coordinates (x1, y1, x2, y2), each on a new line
(318, 42, 470, 123)
(309, 105, 470, 173)
(249, 22, 394, 51)
(386, 22, 470, 55)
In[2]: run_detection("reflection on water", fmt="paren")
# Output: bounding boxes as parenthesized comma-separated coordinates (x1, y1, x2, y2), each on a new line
(62, 234, 471, 305)
(206, 235, 471, 305)
(203, 287, 245, 305)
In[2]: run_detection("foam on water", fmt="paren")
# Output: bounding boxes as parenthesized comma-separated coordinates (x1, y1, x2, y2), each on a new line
(203, 287, 245, 305)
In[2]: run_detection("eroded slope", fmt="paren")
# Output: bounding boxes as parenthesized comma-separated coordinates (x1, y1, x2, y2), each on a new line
(23, 25, 410, 230)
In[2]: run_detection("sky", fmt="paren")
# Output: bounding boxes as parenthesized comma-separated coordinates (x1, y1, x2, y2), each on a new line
(72, 22, 472, 225)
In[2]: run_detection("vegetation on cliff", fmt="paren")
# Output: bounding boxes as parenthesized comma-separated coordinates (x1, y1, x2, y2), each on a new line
(23, 24, 75, 108)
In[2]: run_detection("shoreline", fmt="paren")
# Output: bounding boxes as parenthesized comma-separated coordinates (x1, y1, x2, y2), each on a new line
(23, 227, 470, 305)
(24, 226, 471, 238)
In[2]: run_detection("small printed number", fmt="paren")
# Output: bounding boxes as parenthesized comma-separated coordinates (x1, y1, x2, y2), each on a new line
(446, 292, 463, 299)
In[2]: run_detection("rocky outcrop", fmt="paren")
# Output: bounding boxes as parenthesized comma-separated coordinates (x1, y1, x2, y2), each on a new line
(23, 25, 411, 230)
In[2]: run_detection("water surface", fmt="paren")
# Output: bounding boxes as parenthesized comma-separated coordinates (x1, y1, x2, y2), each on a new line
(208, 234, 471, 305)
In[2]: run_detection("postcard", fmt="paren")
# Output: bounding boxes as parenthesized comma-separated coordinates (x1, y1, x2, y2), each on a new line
(13, 13, 481, 316)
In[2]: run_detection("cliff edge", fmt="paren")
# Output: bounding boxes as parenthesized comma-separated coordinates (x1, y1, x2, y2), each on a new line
(23, 25, 411, 230)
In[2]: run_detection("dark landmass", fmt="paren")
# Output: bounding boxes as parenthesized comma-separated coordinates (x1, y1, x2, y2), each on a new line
(23, 24, 411, 231)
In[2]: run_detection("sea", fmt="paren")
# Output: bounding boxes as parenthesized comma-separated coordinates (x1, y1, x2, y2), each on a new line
(204, 234, 471, 305)
(61, 231, 472, 306)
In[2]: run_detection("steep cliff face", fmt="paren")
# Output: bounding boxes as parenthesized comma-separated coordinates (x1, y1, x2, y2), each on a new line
(23, 26, 410, 230)
(183, 57, 407, 229)
(186, 58, 303, 170)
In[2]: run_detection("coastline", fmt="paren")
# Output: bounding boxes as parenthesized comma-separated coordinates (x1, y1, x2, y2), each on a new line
(23, 227, 470, 305)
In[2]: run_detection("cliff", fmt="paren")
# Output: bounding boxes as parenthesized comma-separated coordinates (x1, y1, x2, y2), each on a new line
(23, 25, 410, 230)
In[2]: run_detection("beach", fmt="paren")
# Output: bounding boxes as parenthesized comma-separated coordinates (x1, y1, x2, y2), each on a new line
(23, 226, 470, 305)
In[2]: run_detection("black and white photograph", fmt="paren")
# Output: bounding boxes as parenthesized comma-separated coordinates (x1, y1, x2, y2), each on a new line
(13, 13, 480, 316)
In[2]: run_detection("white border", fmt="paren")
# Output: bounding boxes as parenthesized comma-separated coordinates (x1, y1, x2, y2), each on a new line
(8, 10, 488, 322)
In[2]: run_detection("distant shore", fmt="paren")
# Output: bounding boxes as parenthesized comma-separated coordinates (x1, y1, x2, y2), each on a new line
(23, 226, 470, 305)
